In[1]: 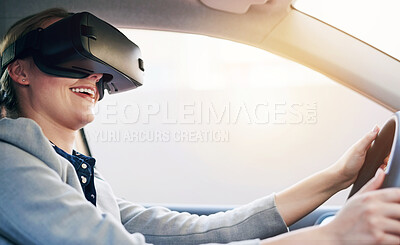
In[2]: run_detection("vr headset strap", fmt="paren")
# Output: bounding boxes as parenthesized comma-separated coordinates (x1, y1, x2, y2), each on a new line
(1, 28, 42, 75)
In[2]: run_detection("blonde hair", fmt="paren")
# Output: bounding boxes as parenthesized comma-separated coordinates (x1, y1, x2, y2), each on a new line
(0, 8, 70, 118)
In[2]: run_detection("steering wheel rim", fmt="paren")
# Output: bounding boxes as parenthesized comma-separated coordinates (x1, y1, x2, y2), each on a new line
(348, 112, 399, 199)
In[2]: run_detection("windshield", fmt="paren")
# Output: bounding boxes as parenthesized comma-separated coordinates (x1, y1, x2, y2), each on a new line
(293, 0, 400, 60)
(84, 29, 391, 206)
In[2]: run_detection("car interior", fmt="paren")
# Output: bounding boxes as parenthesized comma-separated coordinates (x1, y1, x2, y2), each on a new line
(2, 0, 400, 233)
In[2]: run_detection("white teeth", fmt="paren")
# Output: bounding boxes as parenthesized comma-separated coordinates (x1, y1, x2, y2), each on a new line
(71, 87, 96, 98)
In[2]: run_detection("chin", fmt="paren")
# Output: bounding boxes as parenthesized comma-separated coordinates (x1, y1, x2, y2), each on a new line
(75, 112, 95, 129)
(82, 113, 95, 123)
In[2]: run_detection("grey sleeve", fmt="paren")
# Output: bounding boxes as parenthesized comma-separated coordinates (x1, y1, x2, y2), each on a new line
(117, 193, 288, 245)
(0, 143, 150, 245)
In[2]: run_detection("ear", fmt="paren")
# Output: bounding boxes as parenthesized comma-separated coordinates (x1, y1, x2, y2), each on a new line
(7, 59, 30, 86)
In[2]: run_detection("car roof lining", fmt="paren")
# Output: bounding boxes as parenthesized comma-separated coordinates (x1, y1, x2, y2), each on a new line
(0, 0, 292, 48)
(199, 0, 270, 14)
(80, 0, 292, 46)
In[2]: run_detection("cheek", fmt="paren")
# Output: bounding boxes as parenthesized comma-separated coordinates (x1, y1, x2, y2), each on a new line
(29, 72, 72, 96)
(31, 79, 66, 101)
(29, 64, 75, 92)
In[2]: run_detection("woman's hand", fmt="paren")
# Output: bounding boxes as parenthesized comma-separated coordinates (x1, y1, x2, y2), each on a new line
(275, 125, 380, 227)
(323, 168, 400, 245)
(330, 126, 379, 191)
(263, 169, 400, 245)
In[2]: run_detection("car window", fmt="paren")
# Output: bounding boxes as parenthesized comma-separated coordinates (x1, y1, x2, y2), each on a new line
(84, 29, 391, 206)
(293, 0, 400, 60)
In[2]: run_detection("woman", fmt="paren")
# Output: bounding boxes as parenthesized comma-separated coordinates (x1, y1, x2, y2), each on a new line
(1, 8, 400, 245)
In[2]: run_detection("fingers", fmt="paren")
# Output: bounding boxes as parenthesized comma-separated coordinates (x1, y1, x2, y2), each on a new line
(354, 125, 380, 154)
(358, 168, 385, 194)
(363, 188, 400, 203)
(373, 218, 400, 243)
(381, 203, 400, 220)
(377, 233, 400, 245)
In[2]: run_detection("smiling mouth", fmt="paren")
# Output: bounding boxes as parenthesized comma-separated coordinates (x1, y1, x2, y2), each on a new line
(70, 87, 96, 102)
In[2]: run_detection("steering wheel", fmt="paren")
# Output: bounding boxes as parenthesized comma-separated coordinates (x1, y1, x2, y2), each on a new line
(348, 112, 400, 199)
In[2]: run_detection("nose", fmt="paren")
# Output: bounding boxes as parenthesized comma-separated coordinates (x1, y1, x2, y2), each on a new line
(87, 73, 103, 83)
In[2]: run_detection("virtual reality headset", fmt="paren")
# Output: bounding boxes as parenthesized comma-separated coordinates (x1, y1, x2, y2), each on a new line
(1, 12, 144, 100)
